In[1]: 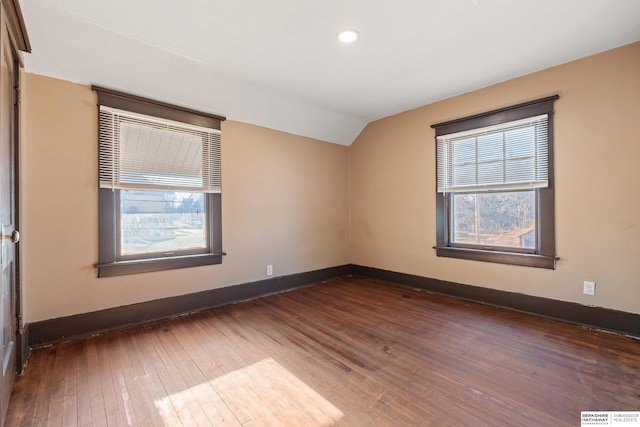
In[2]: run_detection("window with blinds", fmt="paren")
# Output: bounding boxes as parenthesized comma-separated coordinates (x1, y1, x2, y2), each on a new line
(99, 106, 222, 193)
(93, 86, 226, 277)
(431, 95, 558, 269)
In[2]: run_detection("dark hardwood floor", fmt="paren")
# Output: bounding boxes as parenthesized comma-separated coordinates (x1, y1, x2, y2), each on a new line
(6, 277, 640, 426)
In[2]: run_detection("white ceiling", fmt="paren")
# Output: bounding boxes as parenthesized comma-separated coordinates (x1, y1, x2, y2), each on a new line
(20, 0, 640, 146)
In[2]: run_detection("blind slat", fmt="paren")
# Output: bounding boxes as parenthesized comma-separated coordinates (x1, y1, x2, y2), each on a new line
(437, 114, 548, 193)
(99, 106, 222, 193)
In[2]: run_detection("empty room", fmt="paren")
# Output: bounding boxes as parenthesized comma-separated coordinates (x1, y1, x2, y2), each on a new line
(0, 0, 639, 426)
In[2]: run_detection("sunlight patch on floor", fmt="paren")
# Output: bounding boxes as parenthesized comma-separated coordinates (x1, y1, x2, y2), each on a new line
(154, 357, 344, 426)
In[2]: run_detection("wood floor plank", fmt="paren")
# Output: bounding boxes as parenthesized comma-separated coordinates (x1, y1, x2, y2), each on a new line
(212, 305, 360, 422)
(69, 339, 95, 427)
(148, 326, 212, 426)
(7, 277, 640, 426)
(134, 324, 194, 426)
(32, 346, 60, 426)
(58, 340, 80, 427)
(207, 309, 347, 426)
(180, 313, 258, 425)
(155, 320, 243, 426)
(167, 317, 244, 426)
(7, 347, 54, 426)
(107, 327, 162, 426)
(193, 311, 290, 426)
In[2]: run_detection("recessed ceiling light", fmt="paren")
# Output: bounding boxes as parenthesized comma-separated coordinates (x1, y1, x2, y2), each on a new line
(338, 29, 359, 43)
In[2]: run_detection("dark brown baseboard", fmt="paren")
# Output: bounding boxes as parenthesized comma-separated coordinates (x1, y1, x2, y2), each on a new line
(28, 265, 351, 348)
(349, 264, 640, 338)
(26, 263, 639, 350)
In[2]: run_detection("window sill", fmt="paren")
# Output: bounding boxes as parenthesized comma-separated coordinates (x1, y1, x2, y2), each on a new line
(95, 252, 225, 277)
(434, 246, 556, 269)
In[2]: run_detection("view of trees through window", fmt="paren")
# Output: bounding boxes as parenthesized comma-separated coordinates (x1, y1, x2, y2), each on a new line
(452, 190, 535, 249)
(120, 190, 206, 256)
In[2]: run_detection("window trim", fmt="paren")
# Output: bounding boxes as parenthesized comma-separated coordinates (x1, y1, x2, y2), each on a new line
(432, 96, 559, 269)
(92, 86, 226, 277)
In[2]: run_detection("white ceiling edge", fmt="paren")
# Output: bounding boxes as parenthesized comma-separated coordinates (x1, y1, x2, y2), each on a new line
(23, 39, 631, 148)
(22, 60, 368, 147)
(23, 37, 636, 148)
(19, 0, 640, 147)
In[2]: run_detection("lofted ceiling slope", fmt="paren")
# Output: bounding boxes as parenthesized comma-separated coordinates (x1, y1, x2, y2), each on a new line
(20, 0, 640, 146)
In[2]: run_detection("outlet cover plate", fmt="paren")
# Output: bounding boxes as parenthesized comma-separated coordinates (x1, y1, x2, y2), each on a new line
(583, 281, 595, 296)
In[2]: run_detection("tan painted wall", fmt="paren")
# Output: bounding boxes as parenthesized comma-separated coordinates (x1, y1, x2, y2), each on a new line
(21, 74, 350, 322)
(20, 42, 640, 322)
(351, 42, 640, 314)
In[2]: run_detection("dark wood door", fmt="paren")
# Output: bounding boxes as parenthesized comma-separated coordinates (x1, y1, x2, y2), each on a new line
(0, 4, 19, 425)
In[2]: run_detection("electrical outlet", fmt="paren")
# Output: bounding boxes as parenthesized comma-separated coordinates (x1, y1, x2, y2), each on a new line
(583, 281, 595, 296)
(267, 264, 273, 276)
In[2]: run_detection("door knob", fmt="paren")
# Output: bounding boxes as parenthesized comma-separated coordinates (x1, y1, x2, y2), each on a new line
(10, 230, 19, 244)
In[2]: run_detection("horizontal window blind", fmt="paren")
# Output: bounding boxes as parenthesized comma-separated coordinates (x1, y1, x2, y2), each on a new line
(99, 106, 222, 193)
(437, 114, 548, 193)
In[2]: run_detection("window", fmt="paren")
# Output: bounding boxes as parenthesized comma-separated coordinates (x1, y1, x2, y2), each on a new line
(432, 96, 558, 269)
(93, 87, 226, 277)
